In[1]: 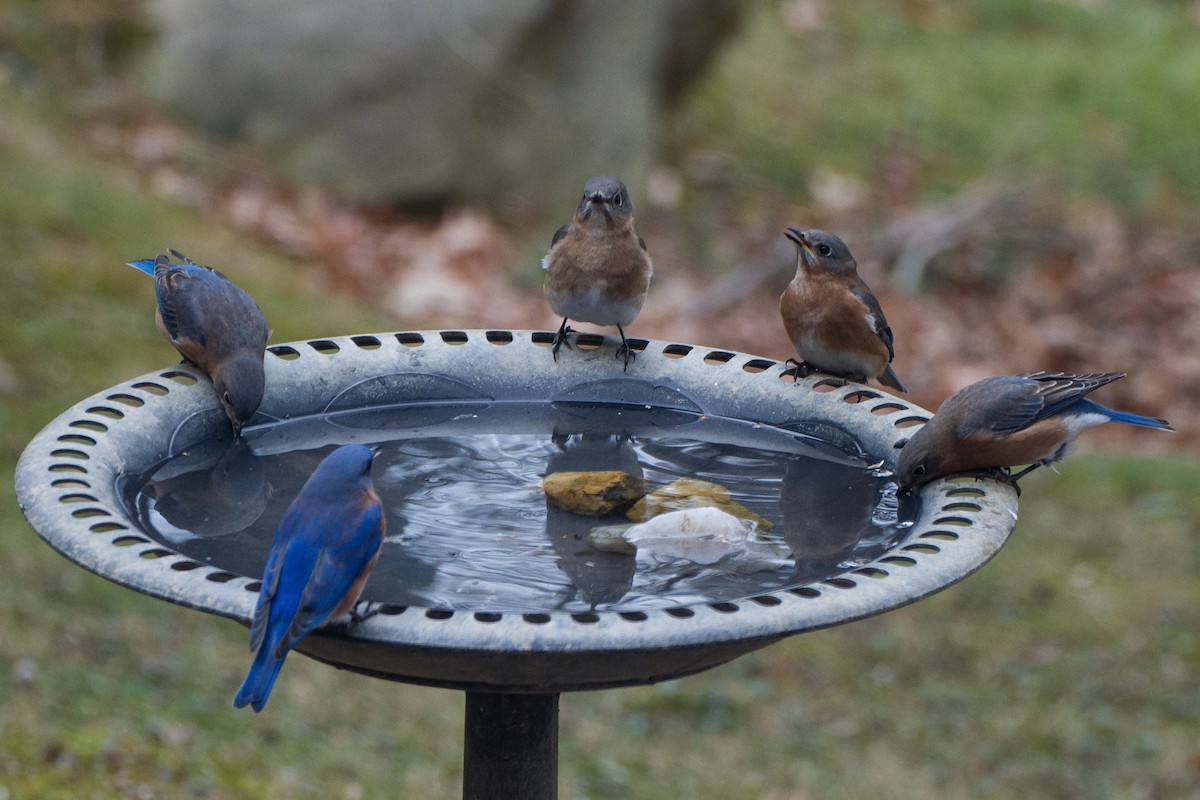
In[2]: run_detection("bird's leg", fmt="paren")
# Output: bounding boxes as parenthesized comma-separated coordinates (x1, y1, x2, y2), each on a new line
(997, 469, 1025, 498)
(551, 317, 574, 361)
(350, 600, 380, 623)
(1008, 463, 1044, 483)
(615, 325, 636, 371)
(784, 358, 816, 382)
(963, 465, 1026, 497)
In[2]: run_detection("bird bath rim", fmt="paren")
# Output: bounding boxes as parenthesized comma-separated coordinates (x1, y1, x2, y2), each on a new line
(15, 329, 1018, 692)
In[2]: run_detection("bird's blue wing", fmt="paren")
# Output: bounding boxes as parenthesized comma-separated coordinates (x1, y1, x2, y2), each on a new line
(280, 500, 384, 653)
(152, 257, 200, 344)
(951, 376, 1045, 437)
(1024, 372, 1125, 420)
(248, 536, 290, 652)
(155, 259, 255, 350)
(979, 390, 1044, 435)
(249, 487, 333, 652)
(958, 373, 1124, 437)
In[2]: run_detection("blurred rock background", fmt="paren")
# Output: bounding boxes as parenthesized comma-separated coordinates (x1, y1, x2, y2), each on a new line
(141, 0, 742, 220)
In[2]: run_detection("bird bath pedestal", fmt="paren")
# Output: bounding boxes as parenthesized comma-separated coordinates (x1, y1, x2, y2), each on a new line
(15, 330, 1018, 799)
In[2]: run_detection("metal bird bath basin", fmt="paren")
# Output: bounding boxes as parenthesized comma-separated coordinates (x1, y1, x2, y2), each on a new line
(16, 329, 1018, 798)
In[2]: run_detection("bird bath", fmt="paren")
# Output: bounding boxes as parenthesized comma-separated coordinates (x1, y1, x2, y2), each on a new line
(15, 329, 1019, 798)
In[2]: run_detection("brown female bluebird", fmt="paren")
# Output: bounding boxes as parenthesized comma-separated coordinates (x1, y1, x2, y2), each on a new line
(896, 371, 1173, 491)
(128, 250, 269, 437)
(780, 228, 906, 392)
(234, 444, 385, 711)
(542, 176, 652, 370)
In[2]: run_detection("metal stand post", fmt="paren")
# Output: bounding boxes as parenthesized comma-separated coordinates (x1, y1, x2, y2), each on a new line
(463, 691, 559, 800)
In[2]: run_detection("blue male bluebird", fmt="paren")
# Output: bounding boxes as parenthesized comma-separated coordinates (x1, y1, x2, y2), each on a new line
(234, 444, 385, 712)
(780, 229, 907, 392)
(543, 176, 652, 370)
(896, 372, 1173, 491)
(127, 250, 269, 436)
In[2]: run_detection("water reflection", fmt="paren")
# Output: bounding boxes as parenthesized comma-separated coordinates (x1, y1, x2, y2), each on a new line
(543, 433, 639, 607)
(128, 404, 915, 613)
(779, 457, 873, 583)
(142, 440, 271, 539)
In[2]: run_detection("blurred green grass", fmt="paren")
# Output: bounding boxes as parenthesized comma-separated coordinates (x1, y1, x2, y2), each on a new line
(1, 2, 1199, 796)
(674, 0, 1200, 215)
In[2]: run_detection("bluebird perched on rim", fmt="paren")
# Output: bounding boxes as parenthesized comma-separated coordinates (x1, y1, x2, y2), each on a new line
(127, 250, 269, 436)
(543, 176, 652, 370)
(234, 444, 386, 712)
(896, 372, 1173, 491)
(780, 229, 907, 392)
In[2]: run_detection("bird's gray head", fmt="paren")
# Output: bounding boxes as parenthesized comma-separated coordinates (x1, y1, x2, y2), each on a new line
(894, 426, 941, 491)
(314, 443, 377, 488)
(576, 176, 633, 224)
(784, 228, 858, 276)
(213, 356, 266, 437)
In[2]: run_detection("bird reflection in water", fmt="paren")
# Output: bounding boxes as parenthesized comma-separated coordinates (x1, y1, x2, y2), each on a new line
(778, 456, 880, 584)
(145, 439, 272, 539)
(543, 432, 640, 608)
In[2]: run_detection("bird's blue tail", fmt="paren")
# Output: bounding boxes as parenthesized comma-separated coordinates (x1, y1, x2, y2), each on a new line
(233, 643, 288, 713)
(127, 258, 157, 276)
(1080, 400, 1174, 431)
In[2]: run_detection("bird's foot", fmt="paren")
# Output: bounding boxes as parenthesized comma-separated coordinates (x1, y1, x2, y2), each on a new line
(962, 466, 1024, 497)
(350, 600, 380, 624)
(551, 322, 576, 362)
(996, 471, 1024, 498)
(784, 358, 818, 382)
(615, 342, 637, 371)
(615, 324, 636, 371)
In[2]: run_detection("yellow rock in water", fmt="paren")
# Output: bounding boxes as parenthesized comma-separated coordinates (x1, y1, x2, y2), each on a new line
(626, 477, 774, 530)
(542, 470, 646, 517)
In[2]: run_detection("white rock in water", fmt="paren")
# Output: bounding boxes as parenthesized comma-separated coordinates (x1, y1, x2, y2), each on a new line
(614, 507, 791, 570)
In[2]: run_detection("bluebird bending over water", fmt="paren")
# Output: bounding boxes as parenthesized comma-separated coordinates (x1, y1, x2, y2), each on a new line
(127, 250, 269, 436)
(543, 176, 652, 370)
(780, 229, 906, 392)
(896, 372, 1172, 491)
(234, 444, 385, 712)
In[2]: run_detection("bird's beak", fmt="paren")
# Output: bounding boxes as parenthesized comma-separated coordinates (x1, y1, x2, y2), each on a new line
(785, 228, 816, 269)
(578, 193, 609, 221)
(784, 227, 810, 250)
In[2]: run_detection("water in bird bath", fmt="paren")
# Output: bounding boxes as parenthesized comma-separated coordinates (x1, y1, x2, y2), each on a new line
(126, 401, 916, 613)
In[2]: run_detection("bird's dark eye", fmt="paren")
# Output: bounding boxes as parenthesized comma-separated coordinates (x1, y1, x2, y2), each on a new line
(913, 463, 926, 476)
(817, 243, 833, 257)
(612, 192, 624, 206)
(222, 391, 232, 406)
